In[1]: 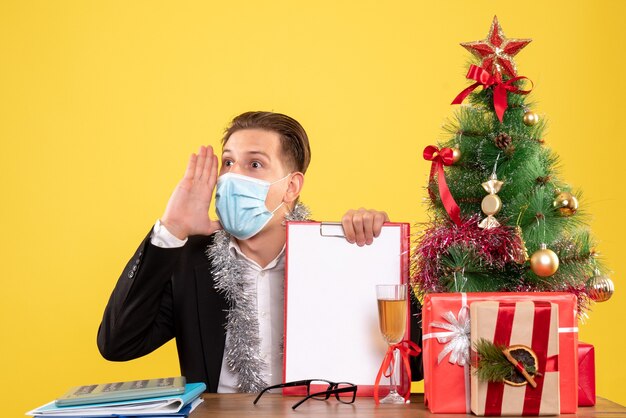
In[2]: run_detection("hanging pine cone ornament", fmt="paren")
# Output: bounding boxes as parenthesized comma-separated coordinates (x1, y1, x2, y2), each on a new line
(494, 132, 512, 150)
(514, 226, 529, 264)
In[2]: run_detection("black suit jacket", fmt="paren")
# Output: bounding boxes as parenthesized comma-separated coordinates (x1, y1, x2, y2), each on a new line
(97, 230, 228, 390)
(97, 229, 423, 392)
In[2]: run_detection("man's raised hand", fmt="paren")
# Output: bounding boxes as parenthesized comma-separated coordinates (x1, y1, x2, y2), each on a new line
(160, 145, 222, 239)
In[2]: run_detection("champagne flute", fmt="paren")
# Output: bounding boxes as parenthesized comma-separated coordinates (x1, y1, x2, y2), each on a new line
(376, 284, 408, 404)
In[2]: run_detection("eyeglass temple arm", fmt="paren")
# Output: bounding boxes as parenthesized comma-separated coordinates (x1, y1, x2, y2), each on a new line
(253, 380, 314, 405)
(291, 385, 357, 410)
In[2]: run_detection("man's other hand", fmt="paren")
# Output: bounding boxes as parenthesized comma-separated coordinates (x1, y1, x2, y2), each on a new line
(160, 145, 222, 240)
(341, 208, 390, 246)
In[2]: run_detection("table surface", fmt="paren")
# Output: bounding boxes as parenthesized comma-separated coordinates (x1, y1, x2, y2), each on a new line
(193, 393, 626, 417)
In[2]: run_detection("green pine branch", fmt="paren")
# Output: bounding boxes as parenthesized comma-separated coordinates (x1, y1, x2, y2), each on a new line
(474, 338, 536, 383)
(438, 245, 524, 292)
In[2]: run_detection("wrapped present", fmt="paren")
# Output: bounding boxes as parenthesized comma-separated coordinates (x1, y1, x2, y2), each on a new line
(422, 293, 578, 414)
(470, 300, 560, 416)
(578, 342, 596, 406)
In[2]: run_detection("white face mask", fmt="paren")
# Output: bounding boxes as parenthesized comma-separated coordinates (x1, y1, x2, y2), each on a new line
(215, 172, 290, 240)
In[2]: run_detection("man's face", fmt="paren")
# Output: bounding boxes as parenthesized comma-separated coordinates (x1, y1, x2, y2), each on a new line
(220, 128, 292, 217)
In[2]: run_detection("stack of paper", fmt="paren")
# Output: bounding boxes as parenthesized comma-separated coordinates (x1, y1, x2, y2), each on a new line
(27, 382, 206, 418)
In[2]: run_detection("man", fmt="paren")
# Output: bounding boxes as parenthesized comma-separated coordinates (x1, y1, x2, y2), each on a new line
(97, 111, 419, 393)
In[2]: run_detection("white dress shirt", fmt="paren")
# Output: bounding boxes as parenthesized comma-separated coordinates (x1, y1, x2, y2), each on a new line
(151, 220, 285, 393)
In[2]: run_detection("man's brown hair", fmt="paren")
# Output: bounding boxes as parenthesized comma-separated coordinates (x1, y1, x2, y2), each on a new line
(222, 111, 312, 174)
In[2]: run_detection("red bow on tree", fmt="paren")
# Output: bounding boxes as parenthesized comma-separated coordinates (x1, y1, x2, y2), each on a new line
(451, 64, 533, 122)
(423, 146, 461, 226)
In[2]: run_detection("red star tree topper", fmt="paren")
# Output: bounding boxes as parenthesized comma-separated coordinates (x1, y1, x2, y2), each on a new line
(461, 16, 531, 78)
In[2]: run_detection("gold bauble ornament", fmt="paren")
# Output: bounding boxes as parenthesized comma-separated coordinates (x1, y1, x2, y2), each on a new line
(587, 272, 615, 302)
(530, 244, 559, 277)
(523, 111, 539, 126)
(452, 147, 462, 163)
(553, 192, 579, 216)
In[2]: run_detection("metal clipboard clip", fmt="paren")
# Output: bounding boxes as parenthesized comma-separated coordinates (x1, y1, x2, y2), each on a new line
(319, 222, 346, 238)
(318, 222, 411, 258)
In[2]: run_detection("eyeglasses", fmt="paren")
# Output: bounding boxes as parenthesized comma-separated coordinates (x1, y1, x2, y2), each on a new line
(253, 379, 358, 410)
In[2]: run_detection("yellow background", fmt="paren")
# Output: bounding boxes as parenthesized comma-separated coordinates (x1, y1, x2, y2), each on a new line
(1, 1, 624, 415)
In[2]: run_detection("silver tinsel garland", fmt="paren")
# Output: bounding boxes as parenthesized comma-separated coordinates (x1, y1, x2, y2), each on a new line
(208, 203, 311, 393)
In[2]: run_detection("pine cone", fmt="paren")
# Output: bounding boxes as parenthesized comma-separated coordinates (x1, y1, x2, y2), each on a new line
(504, 143, 516, 157)
(494, 133, 512, 150)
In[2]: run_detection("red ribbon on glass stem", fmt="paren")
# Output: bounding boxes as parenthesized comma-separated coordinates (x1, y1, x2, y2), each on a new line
(423, 146, 461, 226)
(451, 64, 533, 122)
(374, 340, 421, 404)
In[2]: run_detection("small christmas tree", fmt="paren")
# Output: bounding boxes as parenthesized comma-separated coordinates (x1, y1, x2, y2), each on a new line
(412, 16, 614, 317)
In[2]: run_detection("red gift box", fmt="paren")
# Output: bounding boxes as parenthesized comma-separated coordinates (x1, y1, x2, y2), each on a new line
(470, 300, 560, 416)
(422, 292, 578, 414)
(578, 342, 596, 406)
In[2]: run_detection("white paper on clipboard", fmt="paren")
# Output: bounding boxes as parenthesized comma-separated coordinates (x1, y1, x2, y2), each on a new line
(283, 221, 410, 396)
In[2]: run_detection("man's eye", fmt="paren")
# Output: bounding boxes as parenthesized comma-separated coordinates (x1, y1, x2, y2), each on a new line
(251, 161, 262, 169)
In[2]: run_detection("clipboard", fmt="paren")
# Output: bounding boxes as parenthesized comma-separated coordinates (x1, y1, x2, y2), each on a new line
(283, 221, 410, 396)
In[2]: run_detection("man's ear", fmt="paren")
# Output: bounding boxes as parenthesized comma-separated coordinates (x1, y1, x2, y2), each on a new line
(284, 172, 304, 204)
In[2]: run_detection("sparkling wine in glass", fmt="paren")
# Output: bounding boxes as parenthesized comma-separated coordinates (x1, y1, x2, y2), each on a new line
(376, 284, 408, 404)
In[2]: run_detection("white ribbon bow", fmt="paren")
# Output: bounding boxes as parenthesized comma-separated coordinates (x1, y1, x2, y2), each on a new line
(429, 305, 470, 366)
